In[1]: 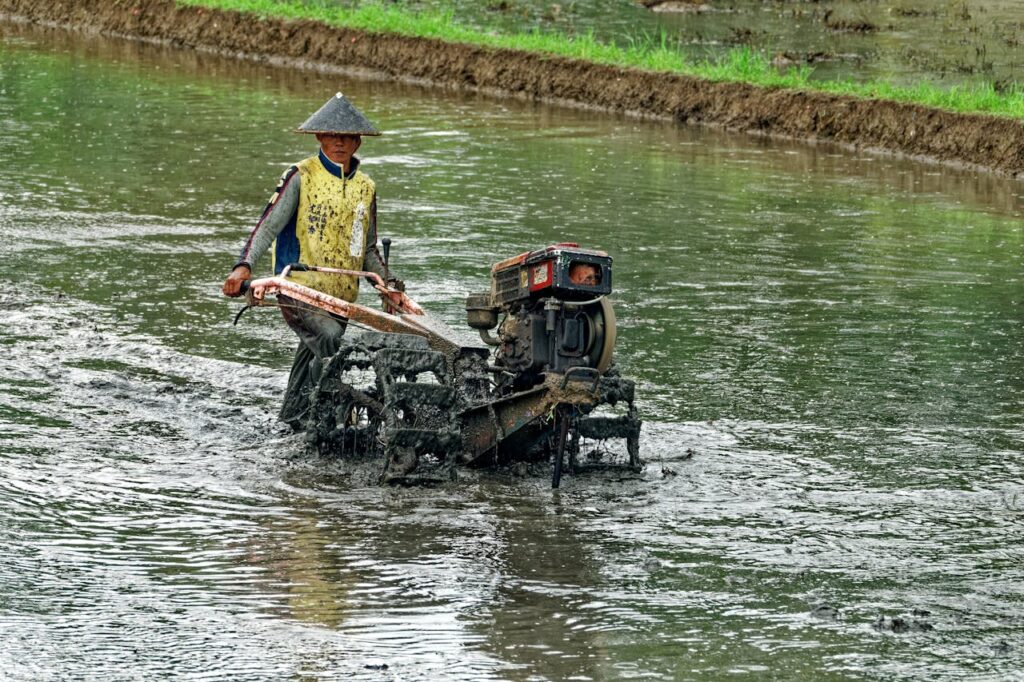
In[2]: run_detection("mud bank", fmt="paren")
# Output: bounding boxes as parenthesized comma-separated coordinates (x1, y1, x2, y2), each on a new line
(4, 0, 1024, 175)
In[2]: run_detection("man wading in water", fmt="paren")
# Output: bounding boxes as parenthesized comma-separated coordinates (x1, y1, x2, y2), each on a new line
(222, 93, 412, 428)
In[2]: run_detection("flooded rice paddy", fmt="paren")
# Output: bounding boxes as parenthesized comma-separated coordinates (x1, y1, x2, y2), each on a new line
(368, 0, 1024, 87)
(1, 23, 1023, 680)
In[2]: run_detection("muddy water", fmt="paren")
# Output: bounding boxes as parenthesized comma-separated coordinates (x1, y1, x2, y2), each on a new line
(378, 0, 1024, 87)
(2, 24, 1023, 681)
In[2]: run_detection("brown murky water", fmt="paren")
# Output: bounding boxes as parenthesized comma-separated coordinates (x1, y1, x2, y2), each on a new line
(1, 23, 1023, 680)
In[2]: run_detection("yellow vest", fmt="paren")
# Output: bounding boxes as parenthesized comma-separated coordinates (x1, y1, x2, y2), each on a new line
(275, 154, 375, 302)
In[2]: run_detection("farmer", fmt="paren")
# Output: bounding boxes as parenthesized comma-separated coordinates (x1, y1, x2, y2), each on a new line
(222, 92, 409, 427)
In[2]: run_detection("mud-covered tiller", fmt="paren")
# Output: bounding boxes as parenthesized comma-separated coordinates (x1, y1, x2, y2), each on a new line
(238, 242, 641, 486)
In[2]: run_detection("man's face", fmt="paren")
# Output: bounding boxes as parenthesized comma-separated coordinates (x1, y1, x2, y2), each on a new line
(316, 133, 362, 166)
(569, 262, 600, 287)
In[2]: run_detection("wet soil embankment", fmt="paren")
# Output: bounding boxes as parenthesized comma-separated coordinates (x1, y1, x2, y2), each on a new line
(4, 0, 1024, 175)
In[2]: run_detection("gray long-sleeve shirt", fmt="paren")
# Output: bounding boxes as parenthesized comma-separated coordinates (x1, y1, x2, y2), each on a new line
(235, 155, 390, 281)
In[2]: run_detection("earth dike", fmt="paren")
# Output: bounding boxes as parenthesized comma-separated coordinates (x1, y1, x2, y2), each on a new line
(4, 0, 1024, 176)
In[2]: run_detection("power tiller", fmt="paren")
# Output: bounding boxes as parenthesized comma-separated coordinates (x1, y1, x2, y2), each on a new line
(238, 242, 641, 486)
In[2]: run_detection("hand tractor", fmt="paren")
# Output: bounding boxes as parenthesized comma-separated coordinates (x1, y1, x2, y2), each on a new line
(239, 242, 641, 487)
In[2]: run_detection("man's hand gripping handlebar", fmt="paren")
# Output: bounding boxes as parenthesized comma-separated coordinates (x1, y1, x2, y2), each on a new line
(222, 264, 251, 297)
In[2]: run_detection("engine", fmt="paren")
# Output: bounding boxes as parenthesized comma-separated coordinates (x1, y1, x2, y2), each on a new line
(465, 243, 616, 391)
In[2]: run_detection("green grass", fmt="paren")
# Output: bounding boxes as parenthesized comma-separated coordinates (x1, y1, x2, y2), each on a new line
(178, 0, 1024, 119)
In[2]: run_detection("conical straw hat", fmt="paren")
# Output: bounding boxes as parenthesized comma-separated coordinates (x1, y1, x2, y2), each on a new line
(296, 92, 381, 136)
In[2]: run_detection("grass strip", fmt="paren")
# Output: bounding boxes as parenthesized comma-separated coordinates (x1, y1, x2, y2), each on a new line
(177, 0, 1024, 120)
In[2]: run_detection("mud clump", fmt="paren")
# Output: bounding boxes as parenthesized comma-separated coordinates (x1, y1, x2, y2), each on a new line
(640, 0, 712, 13)
(991, 640, 1013, 655)
(823, 10, 879, 33)
(810, 604, 840, 621)
(891, 8, 939, 19)
(5, 0, 1024, 175)
(771, 51, 855, 68)
(873, 614, 934, 633)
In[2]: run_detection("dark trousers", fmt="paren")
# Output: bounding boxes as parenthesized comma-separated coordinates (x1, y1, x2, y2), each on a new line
(276, 295, 348, 428)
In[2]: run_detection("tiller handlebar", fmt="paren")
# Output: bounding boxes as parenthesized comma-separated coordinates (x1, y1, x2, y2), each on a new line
(236, 264, 463, 348)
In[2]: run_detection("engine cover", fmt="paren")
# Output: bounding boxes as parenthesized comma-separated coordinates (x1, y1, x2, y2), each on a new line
(490, 243, 612, 306)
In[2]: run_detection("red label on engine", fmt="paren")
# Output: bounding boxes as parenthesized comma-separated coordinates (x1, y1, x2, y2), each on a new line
(529, 261, 553, 291)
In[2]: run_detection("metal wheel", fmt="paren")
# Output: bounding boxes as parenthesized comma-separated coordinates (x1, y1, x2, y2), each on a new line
(305, 333, 461, 485)
(374, 342, 460, 485)
(306, 344, 387, 457)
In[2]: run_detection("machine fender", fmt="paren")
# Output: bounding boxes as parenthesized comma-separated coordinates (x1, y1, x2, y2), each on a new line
(564, 296, 616, 374)
(595, 297, 616, 374)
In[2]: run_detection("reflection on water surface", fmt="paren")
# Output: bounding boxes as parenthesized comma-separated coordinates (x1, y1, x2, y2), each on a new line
(0, 22, 1022, 681)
